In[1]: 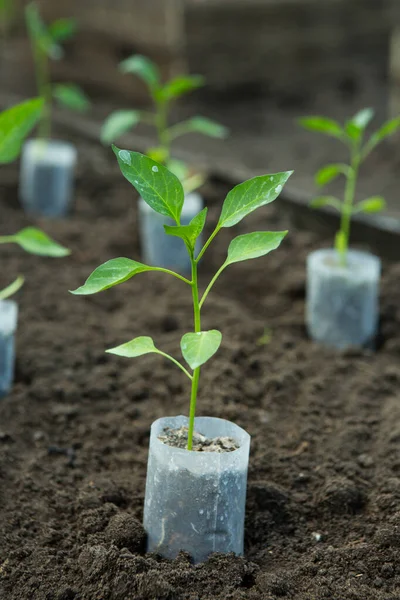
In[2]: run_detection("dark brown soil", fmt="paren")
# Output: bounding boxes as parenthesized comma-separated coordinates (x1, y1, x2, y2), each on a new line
(1, 138, 400, 600)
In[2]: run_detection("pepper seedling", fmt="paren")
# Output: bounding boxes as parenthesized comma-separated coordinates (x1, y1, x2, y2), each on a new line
(0, 98, 70, 296)
(299, 109, 400, 266)
(25, 2, 90, 139)
(0, 227, 70, 300)
(101, 55, 228, 193)
(71, 148, 291, 450)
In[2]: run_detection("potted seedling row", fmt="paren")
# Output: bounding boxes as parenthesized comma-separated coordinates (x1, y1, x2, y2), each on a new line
(0, 98, 70, 395)
(299, 109, 400, 350)
(72, 147, 292, 563)
(20, 2, 90, 217)
(101, 55, 228, 275)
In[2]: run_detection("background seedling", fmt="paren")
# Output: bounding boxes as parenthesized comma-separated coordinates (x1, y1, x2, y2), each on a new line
(299, 109, 400, 266)
(0, 227, 70, 300)
(101, 55, 228, 193)
(25, 2, 90, 139)
(72, 148, 291, 450)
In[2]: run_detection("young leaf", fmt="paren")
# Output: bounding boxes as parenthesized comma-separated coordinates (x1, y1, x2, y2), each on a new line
(345, 107, 374, 140)
(119, 54, 160, 89)
(48, 18, 76, 42)
(164, 208, 208, 253)
(310, 196, 342, 211)
(106, 336, 158, 358)
(25, 2, 61, 59)
(10, 227, 70, 257)
(224, 231, 287, 266)
(113, 146, 184, 223)
(161, 75, 205, 101)
(315, 164, 349, 186)
(355, 196, 386, 214)
(53, 84, 90, 112)
(218, 171, 292, 228)
(70, 257, 155, 295)
(101, 110, 141, 144)
(147, 146, 168, 164)
(169, 116, 229, 140)
(363, 116, 400, 156)
(0, 97, 44, 163)
(298, 116, 345, 140)
(0, 275, 24, 301)
(181, 330, 222, 370)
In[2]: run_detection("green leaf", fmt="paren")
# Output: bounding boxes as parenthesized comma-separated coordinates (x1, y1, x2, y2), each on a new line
(10, 227, 70, 256)
(224, 231, 287, 267)
(25, 2, 62, 59)
(181, 330, 222, 370)
(48, 18, 76, 42)
(161, 75, 204, 101)
(218, 171, 292, 228)
(0, 97, 44, 163)
(70, 257, 154, 295)
(355, 196, 386, 214)
(0, 276, 24, 301)
(101, 110, 140, 144)
(315, 163, 348, 186)
(298, 116, 345, 140)
(364, 116, 400, 155)
(178, 116, 229, 139)
(310, 196, 342, 211)
(164, 208, 208, 253)
(113, 146, 184, 223)
(345, 108, 374, 140)
(147, 146, 168, 163)
(53, 84, 90, 112)
(352, 108, 374, 129)
(119, 54, 160, 89)
(106, 336, 158, 358)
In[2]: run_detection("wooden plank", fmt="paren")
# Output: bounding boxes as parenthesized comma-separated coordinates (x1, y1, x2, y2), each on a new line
(184, 0, 394, 89)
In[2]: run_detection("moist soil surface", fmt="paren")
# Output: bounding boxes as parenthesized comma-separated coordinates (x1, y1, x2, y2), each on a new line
(1, 138, 400, 600)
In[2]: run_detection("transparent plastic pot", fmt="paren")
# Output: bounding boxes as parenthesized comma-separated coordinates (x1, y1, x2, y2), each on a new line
(143, 415, 251, 563)
(138, 192, 203, 275)
(19, 139, 77, 217)
(306, 248, 381, 349)
(0, 300, 18, 398)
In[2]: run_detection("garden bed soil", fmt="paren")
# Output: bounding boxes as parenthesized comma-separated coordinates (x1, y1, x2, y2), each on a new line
(1, 138, 400, 599)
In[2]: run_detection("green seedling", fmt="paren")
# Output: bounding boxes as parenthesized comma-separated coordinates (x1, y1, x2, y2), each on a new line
(0, 227, 70, 300)
(0, 98, 70, 298)
(25, 2, 90, 139)
(101, 55, 228, 193)
(72, 147, 291, 449)
(299, 109, 400, 266)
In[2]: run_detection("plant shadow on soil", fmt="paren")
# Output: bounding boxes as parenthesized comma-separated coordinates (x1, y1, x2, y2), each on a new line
(1, 139, 400, 599)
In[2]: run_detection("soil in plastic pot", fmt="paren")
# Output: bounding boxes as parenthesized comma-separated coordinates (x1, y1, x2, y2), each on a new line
(1, 138, 400, 599)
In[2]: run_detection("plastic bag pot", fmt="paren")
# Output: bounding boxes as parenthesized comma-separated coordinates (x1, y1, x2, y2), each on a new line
(0, 300, 18, 398)
(306, 248, 381, 349)
(143, 415, 251, 563)
(19, 139, 77, 217)
(139, 192, 203, 275)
